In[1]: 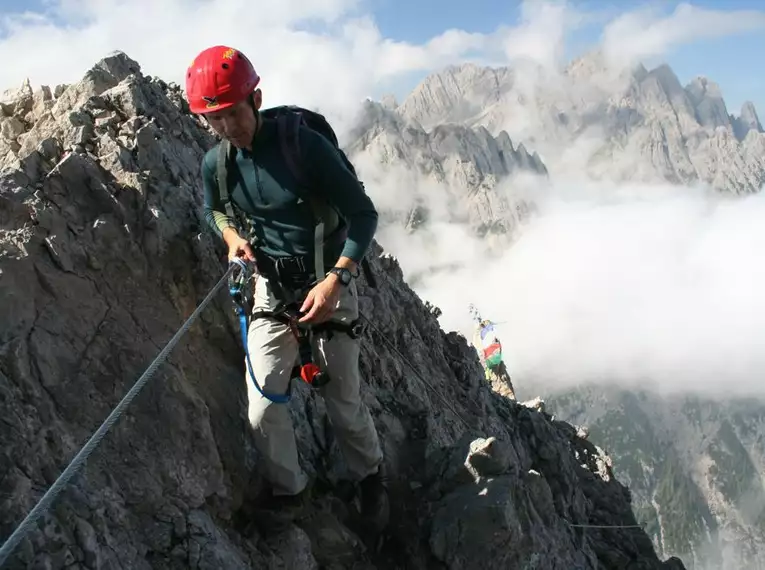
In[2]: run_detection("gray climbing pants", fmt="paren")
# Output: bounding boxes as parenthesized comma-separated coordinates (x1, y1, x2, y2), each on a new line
(244, 275, 383, 496)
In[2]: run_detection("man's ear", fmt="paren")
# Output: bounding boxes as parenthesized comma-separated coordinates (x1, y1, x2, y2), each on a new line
(252, 88, 263, 110)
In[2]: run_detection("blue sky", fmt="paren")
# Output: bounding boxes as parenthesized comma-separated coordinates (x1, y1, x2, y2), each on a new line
(0, 0, 762, 118)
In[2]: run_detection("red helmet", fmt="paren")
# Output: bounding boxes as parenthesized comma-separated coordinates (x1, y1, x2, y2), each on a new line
(185, 46, 260, 114)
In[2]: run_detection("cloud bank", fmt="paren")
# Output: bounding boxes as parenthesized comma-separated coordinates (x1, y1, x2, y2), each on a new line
(2, 0, 765, 400)
(408, 176, 765, 399)
(600, 2, 765, 69)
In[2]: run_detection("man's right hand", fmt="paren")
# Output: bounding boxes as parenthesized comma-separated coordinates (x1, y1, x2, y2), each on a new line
(223, 228, 255, 262)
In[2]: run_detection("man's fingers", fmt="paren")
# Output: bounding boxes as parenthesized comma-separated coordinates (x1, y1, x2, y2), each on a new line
(299, 282, 341, 324)
(299, 294, 320, 322)
(300, 292, 315, 314)
(300, 292, 331, 323)
(299, 304, 320, 323)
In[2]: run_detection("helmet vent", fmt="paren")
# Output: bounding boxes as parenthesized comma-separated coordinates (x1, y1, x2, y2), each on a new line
(221, 63, 230, 69)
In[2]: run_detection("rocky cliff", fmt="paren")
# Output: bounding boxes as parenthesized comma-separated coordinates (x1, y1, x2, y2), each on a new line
(393, 56, 765, 194)
(0, 52, 685, 569)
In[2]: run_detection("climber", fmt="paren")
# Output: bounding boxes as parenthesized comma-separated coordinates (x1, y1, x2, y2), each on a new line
(185, 45, 388, 530)
(469, 304, 516, 400)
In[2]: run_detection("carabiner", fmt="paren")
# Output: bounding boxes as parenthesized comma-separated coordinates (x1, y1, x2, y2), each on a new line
(228, 257, 256, 316)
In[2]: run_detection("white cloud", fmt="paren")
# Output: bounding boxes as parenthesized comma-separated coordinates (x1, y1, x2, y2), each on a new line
(0, 0, 499, 136)
(406, 176, 765, 400)
(352, 125, 765, 399)
(498, 0, 583, 70)
(601, 2, 765, 69)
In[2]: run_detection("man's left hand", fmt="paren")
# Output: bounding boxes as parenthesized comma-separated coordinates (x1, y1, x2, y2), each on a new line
(299, 274, 342, 324)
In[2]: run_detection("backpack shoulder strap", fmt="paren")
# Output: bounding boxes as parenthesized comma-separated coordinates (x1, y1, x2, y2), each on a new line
(276, 111, 341, 282)
(216, 139, 236, 220)
(275, 111, 376, 288)
(215, 139, 261, 246)
(276, 112, 344, 228)
(276, 110, 305, 186)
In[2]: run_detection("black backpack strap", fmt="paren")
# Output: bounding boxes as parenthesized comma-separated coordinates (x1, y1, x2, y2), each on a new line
(216, 139, 237, 220)
(216, 139, 262, 247)
(276, 112, 328, 283)
(275, 110, 377, 289)
(277, 112, 307, 186)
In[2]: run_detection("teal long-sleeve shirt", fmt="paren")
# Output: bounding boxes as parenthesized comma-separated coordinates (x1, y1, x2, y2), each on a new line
(201, 115, 378, 264)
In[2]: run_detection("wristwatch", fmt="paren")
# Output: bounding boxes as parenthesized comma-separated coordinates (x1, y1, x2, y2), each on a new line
(327, 267, 356, 286)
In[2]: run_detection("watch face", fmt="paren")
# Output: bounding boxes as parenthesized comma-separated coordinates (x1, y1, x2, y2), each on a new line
(331, 268, 351, 284)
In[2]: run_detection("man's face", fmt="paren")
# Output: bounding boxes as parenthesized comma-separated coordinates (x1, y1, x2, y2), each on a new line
(204, 89, 262, 148)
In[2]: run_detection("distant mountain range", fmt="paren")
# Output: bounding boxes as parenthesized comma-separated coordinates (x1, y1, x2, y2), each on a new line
(347, 52, 765, 570)
(351, 51, 763, 202)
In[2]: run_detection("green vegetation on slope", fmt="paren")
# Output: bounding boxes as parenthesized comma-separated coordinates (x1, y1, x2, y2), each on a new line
(653, 455, 718, 564)
(548, 389, 718, 566)
(707, 420, 765, 531)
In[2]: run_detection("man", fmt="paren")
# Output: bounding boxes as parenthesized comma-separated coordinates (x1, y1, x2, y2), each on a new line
(185, 45, 388, 529)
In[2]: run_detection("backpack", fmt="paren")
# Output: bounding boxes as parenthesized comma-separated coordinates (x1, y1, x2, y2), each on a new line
(215, 105, 376, 287)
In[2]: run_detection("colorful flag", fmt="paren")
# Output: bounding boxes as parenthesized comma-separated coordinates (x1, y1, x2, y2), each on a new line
(479, 322, 503, 368)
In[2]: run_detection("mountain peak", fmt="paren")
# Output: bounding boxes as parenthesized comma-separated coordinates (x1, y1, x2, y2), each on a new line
(645, 63, 684, 94)
(397, 62, 513, 130)
(684, 75, 731, 130)
(687, 75, 723, 98)
(380, 93, 398, 110)
(734, 101, 764, 139)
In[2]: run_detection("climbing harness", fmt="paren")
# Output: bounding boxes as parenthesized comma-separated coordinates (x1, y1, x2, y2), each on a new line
(0, 261, 240, 568)
(250, 304, 364, 388)
(227, 256, 365, 405)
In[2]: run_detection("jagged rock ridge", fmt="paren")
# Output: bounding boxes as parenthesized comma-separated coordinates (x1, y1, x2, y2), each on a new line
(347, 99, 546, 240)
(394, 56, 765, 194)
(0, 51, 685, 569)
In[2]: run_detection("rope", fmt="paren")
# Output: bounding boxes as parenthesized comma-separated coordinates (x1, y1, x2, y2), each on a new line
(0, 262, 238, 568)
(567, 522, 644, 529)
(359, 313, 473, 430)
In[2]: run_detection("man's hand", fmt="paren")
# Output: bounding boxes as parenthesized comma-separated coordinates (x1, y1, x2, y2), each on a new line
(299, 274, 342, 324)
(299, 256, 358, 324)
(223, 227, 255, 262)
